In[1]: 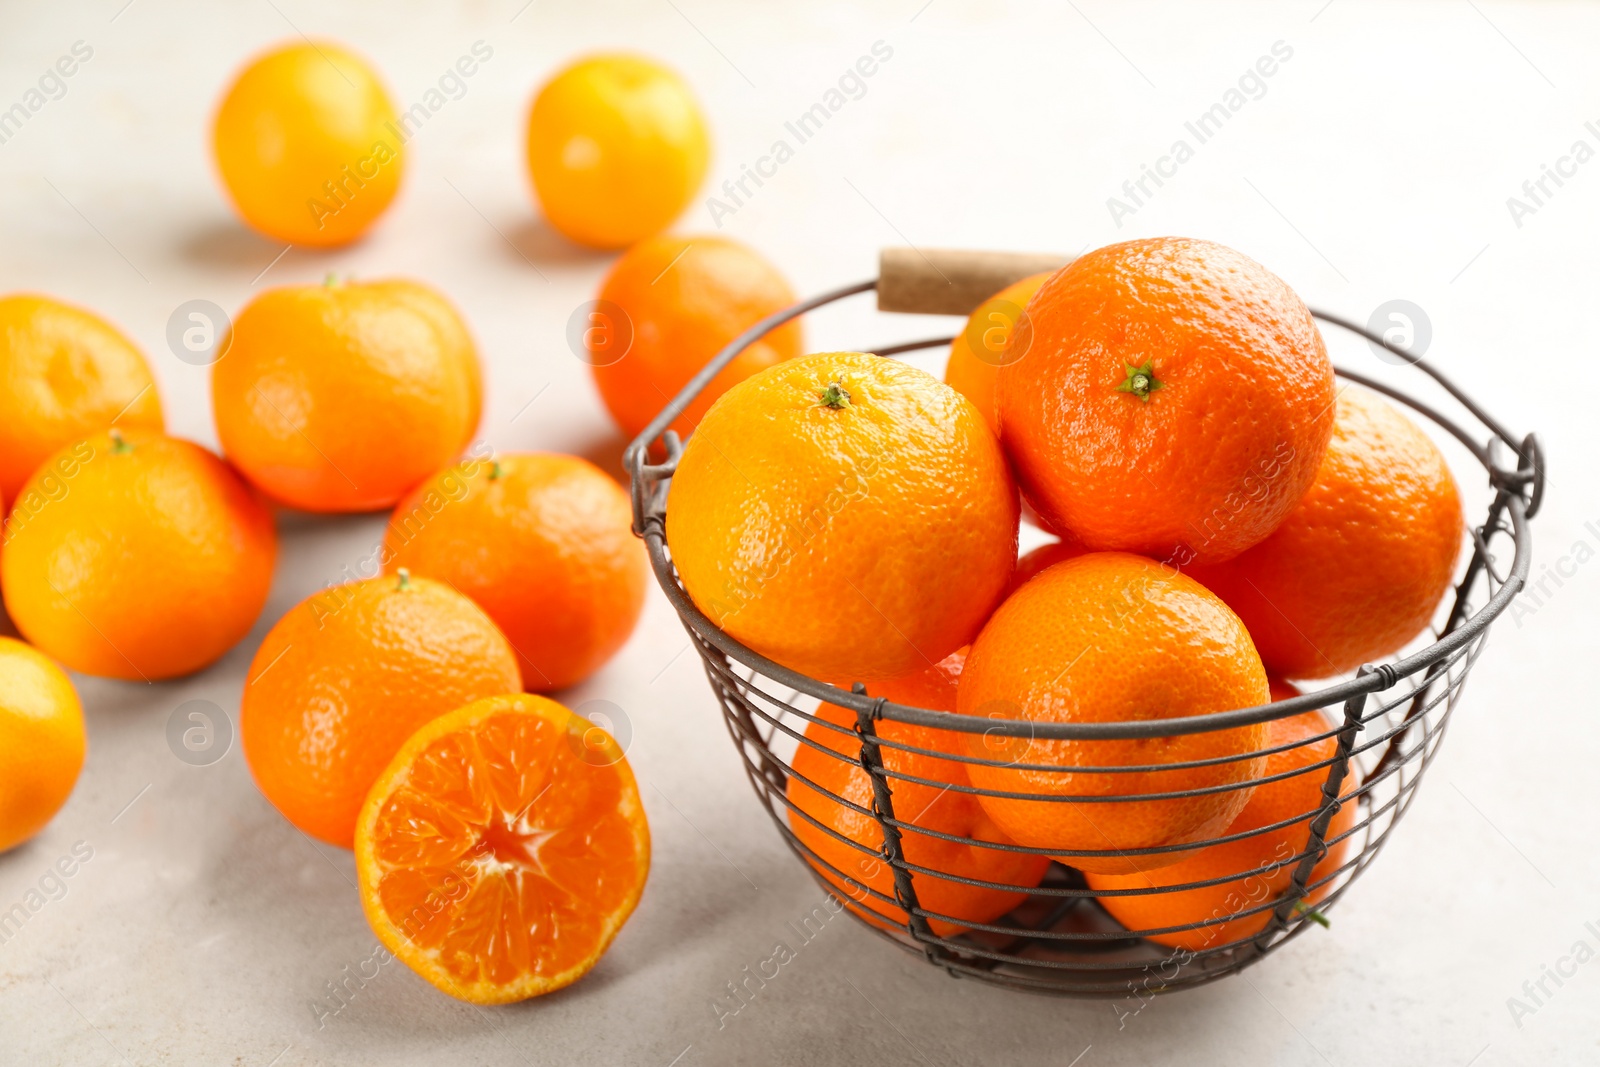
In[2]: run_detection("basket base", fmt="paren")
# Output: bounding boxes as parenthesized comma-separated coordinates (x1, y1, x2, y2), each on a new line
(817, 861, 1293, 999)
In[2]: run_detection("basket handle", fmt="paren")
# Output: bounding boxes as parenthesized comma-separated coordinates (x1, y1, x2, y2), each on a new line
(876, 248, 1068, 316)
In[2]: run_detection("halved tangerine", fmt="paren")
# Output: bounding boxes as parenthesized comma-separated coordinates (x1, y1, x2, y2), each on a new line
(354, 694, 650, 1004)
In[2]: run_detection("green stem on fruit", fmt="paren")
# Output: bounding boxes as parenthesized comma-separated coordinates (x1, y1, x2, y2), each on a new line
(489, 461, 504, 481)
(109, 428, 132, 453)
(396, 567, 411, 590)
(1293, 901, 1331, 928)
(1115, 361, 1163, 402)
(818, 381, 852, 409)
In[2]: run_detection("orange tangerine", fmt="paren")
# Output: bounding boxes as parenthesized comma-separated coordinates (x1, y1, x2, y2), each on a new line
(944, 271, 1049, 432)
(355, 693, 650, 1003)
(213, 41, 404, 246)
(526, 55, 708, 249)
(1, 430, 276, 681)
(955, 552, 1269, 875)
(0, 637, 86, 853)
(1087, 683, 1355, 950)
(788, 652, 1050, 935)
(0, 294, 164, 505)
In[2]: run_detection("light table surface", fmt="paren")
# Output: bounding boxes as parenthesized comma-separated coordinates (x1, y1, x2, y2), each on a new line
(1, 1, 1596, 1064)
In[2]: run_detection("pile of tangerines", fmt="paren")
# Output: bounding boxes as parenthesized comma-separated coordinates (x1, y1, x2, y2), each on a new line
(666, 238, 1465, 952)
(0, 38, 1463, 1007)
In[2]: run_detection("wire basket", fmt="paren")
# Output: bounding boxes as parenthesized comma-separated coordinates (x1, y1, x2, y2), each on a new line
(623, 256, 1543, 997)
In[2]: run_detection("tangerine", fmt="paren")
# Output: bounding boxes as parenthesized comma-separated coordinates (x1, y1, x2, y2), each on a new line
(667, 351, 1018, 681)
(526, 55, 708, 249)
(355, 693, 649, 1003)
(589, 235, 801, 441)
(954, 552, 1269, 875)
(1007, 538, 1084, 594)
(213, 41, 404, 246)
(382, 452, 648, 692)
(1188, 386, 1463, 678)
(0, 294, 164, 505)
(240, 571, 521, 848)
(212, 277, 482, 513)
(1086, 681, 1355, 950)
(2, 430, 276, 681)
(0, 637, 86, 853)
(788, 652, 1049, 935)
(996, 238, 1335, 566)
(944, 271, 1049, 432)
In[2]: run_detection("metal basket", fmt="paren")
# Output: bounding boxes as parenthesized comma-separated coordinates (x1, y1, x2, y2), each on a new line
(623, 262, 1543, 997)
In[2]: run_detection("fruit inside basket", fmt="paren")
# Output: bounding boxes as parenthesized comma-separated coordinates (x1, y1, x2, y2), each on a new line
(625, 242, 1541, 996)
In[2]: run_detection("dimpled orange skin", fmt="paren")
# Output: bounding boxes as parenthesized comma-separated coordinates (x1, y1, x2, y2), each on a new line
(526, 55, 709, 249)
(944, 272, 1050, 432)
(0, 638, 86, 853)
(996, 238, 1336, 566)
(789, 651, 1050, 936)
(240, 573, 522, 848)
(0, 294, 164, 505)
(213, 278, 482, 513)
(667, 351, 1019, 682)
(955, 552, 1270, 875)
(1188, 387, 1464, 679)
(2, 431, 277, 681)
(1086, 683, 1355, 951)
(381, 453, 649, 692)
(213, 41, 403, 247)
(590, 235, 802, 441)
(356, 694, 650, 1004)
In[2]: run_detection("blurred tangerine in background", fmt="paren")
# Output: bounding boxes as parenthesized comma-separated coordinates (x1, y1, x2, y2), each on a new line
(0, 637, 86, 853)
(0, 294, 164, 507)
(589, 235, 801, 441)
(213, 41, 405, 247)
(526, 54, 709, 249)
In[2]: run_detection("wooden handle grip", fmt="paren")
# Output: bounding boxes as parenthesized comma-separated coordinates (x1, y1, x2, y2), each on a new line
(876, 248, 1069, 316)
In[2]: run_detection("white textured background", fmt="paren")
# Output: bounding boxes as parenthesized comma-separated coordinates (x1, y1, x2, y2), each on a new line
(0, 1, 1596, 1064)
